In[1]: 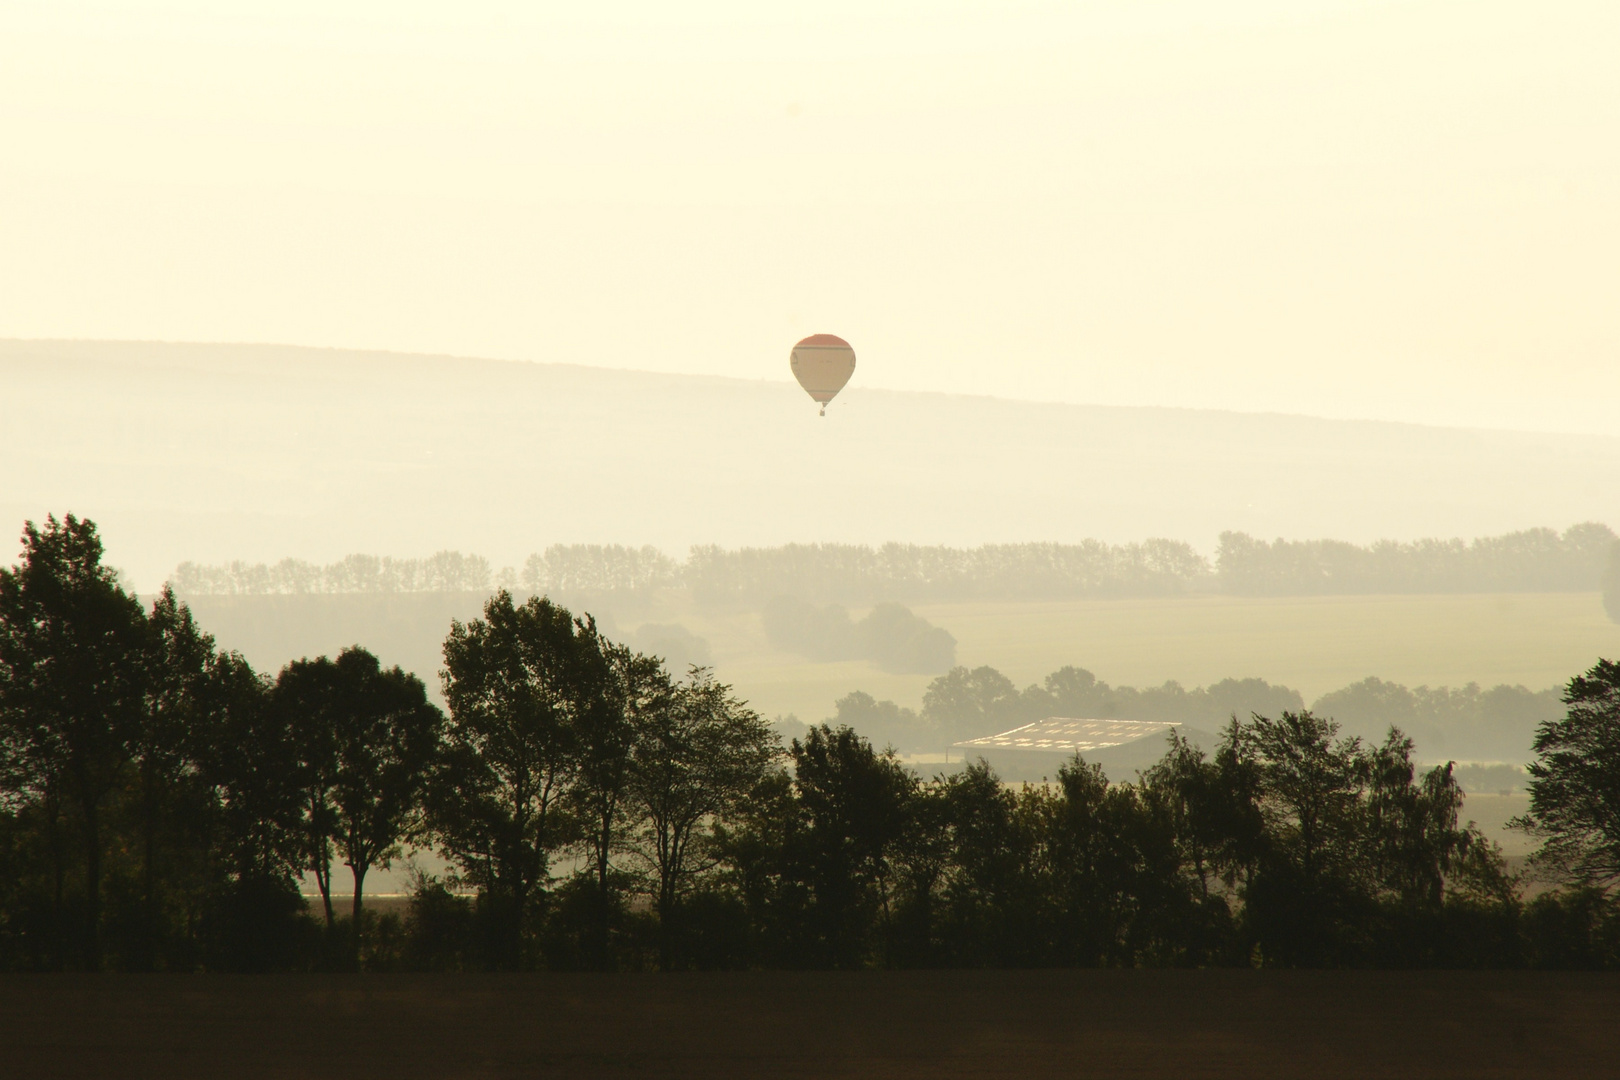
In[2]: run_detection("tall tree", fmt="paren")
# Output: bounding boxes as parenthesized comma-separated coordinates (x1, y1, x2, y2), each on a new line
(1364, 733, 1464, 909)
(428, 592, 612, 967)
(326, 649, 444, 963)
(271, 658, 342, 928)
(1045, 757, 1154, 966)
(273, 649, 443, 965)
(0, 516, 149, 969)
(568, 642, 663, 966)
(1517, 658, 1620, 895)
(194, 649, 316, 972)
(1238, 709, 1374, 964)
(627, 668, 778, 968)
(936, 760, 1044, 966)
(1243, 710, 1365, 886)
(199, 651, 300, 885)
(129, 586, 216, 968)
(789, 724, 915, 967)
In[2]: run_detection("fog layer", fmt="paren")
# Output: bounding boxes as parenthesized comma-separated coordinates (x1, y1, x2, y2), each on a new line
(6, 340, 1620, 590)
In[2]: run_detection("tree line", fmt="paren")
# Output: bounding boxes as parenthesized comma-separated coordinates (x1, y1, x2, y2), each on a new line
(762, 597, 957, 674)
(172, 525, 1619, 607)
(838, 665, 1559, 763)
(174, 551, 503, 596)
(5, 516, 1620, 972)
(1, 517, 772, 972)
(1216, 523, 1617, 596)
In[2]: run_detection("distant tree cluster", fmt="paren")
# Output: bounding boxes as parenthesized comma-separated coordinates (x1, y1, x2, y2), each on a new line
(173, 551, 498, 595)
(1313, 679, 1563, 764)
(173, 526, 1619, 604)
(836, 665, 1555, 762)
(1217, 524, 1617, 596)
(762, 598, 956, 674)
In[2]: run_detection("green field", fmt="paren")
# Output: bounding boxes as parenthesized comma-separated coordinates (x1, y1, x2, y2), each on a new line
(654, 591, 1620, 727)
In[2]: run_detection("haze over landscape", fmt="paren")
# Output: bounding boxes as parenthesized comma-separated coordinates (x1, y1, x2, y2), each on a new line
(5, 2, 1620, 1067)
(3, 1, 1617, 433)
(6, 339, 1620, 591)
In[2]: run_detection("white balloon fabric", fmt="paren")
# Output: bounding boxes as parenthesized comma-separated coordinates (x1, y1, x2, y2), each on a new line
(789, 334, 856, 416)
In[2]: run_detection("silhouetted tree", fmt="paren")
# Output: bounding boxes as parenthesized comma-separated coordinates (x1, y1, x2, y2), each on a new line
(300, 649, 443, 966)
(428, 592, 612, 967)
(1237, 710, 1372, 964)
(886, 775, 951, 966)
(570, 641, 664, 966)
(627, 668, 778, 968)
(1045, 757, 1159, 965)
(1517, 659, 1620, 896)
(1136, 729, 1254, 962)
(271, 658, 342, 928)
(789, 725, 916, 967)
(200, 652, 297, 887)
(126, 587, 217, 968)
(936, 761, 1045, 966)
(0, 516, 148, 969)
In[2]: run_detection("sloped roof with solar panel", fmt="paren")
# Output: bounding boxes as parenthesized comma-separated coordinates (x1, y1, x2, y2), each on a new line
(953, 717, 1179, 754)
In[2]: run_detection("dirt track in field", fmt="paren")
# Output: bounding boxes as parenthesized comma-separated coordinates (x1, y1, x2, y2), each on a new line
(4, 970, 1618, 1079)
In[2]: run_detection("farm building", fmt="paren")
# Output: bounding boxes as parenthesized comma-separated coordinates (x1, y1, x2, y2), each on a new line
(952, 717, 1216, 782)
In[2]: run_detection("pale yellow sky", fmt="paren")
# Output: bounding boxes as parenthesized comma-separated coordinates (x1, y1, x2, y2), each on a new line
(2, 1, 1616, 433)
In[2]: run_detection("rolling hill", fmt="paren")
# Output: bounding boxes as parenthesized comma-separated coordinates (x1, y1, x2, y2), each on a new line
(4, 338, 1619, 590)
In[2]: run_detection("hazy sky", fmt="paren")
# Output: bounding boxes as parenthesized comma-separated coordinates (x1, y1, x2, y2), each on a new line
(3, 1, 1616, 434)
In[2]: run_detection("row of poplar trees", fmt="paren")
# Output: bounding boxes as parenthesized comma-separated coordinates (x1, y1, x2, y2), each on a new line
(3, 516, 1618, 971)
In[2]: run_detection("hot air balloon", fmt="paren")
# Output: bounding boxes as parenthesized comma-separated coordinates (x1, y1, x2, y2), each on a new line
(790, 334, 856, 416)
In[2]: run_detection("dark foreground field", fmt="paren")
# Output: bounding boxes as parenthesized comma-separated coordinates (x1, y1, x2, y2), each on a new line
(5, 971, 1618, 1079)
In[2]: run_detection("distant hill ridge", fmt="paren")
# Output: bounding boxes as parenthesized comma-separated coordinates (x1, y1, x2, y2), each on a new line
(6, 338, 1620, 592)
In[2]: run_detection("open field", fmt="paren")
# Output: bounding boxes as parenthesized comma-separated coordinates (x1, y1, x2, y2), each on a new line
(5, 971, 1618, 1079)
(1459, 794, 1534, 856)
(643, 591, 1620, 726)
(184, 588, 1620, 737)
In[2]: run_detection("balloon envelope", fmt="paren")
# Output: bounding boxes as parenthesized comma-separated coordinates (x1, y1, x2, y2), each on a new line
(790, 334, 856, 413)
